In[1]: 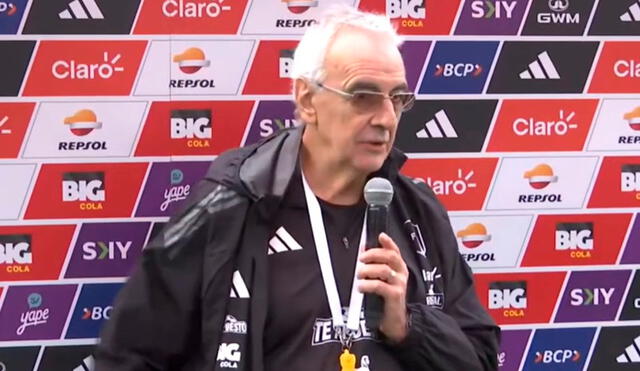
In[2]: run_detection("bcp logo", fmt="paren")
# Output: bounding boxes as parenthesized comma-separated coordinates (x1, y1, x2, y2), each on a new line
(170, 109, 212, 149)
(457, 223, 491, 248)
(136, 101, 251, 156)
(0, 234, 31, 273)
(522, 214, 630, 267)
(82, 306, 112, 321)
(25, 163, 147, 219)
(134, 0, 247, 34)
(243, 40, 299, 95)
(534, 349, 581, 364)
(283, 0, 317, 14)
(590, 42, 640, 93)
(0, 1, 17, 16)
(475, 272, 565, 325)
(23, 41, 145, 96)
(62, 172, 105, 211)
(402, 158, 497, 211)
(487, 99, 597, 152)
(65, 283, 122, 339)
(359, 0, 460, 35)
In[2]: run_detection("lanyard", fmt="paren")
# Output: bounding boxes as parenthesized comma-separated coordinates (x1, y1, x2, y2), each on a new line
(301, 172, 367, 348)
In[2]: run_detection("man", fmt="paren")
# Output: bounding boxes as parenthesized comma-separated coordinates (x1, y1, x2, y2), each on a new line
(96, 5, 500, 371)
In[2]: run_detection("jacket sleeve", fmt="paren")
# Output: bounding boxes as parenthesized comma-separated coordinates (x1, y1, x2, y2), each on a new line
(94, 180, 238, 371)
(387, 181, 501, 371)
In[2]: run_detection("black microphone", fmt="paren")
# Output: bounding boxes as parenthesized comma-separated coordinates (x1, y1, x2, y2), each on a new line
(363, 177, 394, 330)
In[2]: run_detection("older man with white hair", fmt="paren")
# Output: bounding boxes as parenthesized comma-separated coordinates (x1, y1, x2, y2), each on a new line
(96, 5, 500, 371)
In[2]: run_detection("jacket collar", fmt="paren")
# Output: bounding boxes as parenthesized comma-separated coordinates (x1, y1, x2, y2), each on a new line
(238, 125, 408, 202)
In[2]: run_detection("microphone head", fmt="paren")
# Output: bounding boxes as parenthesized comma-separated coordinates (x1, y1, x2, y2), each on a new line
(364, 177, 394, 206)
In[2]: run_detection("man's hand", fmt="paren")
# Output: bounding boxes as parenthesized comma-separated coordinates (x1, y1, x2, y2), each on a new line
(356, 233, 409, 343)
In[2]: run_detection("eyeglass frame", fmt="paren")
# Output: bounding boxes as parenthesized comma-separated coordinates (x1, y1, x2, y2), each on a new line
(313, 81, 416, 113)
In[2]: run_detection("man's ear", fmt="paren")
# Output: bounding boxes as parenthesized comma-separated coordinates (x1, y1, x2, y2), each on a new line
(294, 78, 317, 126)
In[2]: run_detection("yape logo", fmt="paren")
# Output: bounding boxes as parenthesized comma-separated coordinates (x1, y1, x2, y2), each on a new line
(521, 0, 595, 36)
(0, 0, 27, 34)
(418, 41, 498, 94)
(244, 101, 300, 146)
(23, 40, 146, 96)
(587, 100, 640, 151)
(134, 0, 247, 34)
(487, 42, 598, 94)
(454, 0, 529, 35)
(0, 103, 34, 158)
(25, 163, 147, 219)
(487, 99, 597, 152)
(588, 157, 640, 208)
(242, 0, 355, 34)
(401, 158, 498, 211)
(22, 102, 146, 159)
(135, 101, 251, 156)
(358, 0, 459, 34)
(22, 0, 140, 34)
(554, 270, 631, 322)
(452, 215, 531, 269)
(590, 42, 640, 93)
(475, 272, 565, 325)
(243, 40, 299, 95)
(394, 100, 496, 153)
(522, 328, 595, 371)
(588, 0, 640, 35)
(66, 222, 148, 278)
(0, 285, 76, 341)
(486, 157, 598, 210)
(523, 214, 631, 267)
(66, 283, 122, 339)
(134, 41, 253, 96)
(135, 162, 209, 217)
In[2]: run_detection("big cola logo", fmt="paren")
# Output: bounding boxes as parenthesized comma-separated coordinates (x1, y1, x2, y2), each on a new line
(17, 293, 48, 336)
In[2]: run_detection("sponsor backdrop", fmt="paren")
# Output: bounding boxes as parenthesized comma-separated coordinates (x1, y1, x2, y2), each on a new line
(0, 0, 639, 369)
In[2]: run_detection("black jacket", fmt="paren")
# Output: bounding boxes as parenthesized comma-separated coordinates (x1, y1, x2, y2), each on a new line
(95, 126, 500, 371)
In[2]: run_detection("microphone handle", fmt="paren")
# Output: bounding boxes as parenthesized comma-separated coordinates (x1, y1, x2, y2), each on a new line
(364, 204, 388, 330)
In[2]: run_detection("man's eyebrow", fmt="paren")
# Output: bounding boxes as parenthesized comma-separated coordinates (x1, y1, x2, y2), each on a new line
(345, 81, 409, 92)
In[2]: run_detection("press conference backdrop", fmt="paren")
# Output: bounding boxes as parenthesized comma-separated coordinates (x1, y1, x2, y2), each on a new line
(0, 0, 639, 370)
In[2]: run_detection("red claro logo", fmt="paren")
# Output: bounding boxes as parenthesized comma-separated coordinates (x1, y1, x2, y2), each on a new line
(589, 42, 640, 93)
(487, 99, 597, 152)
(0, 103, 35, 159)
(401, 158, 498, 211)
(25, 163, 148, 219)
(589, 157, 640, 208)
(23, 41, 146, 96)
(134, 0, 248, 34)
(359, 0, 460, 34)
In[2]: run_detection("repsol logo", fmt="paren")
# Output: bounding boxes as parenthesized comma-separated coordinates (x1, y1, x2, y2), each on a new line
(462, 253, 496, 262)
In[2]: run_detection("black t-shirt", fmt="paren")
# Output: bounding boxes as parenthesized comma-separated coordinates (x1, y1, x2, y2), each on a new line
(263, 170, 414, 371)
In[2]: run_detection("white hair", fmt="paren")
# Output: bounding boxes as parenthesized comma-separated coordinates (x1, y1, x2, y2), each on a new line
(290, 4, 403, 83)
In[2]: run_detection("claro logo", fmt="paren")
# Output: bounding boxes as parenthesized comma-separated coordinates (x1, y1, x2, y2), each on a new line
(162, 0, 231, 18)
(52, 52, 124, 80)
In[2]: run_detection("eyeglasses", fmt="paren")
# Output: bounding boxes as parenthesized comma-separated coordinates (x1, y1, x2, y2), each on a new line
(315, 82, 415, 113)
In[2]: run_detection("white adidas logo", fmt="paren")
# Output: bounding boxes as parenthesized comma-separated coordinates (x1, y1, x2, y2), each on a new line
(229, 270, 250, 299)
(59, 0, 104, 19)
(73, 355, 95, 371)
(268, 227, 303, 255)
(617, 335, 640, 363)
(519, 51, 560, 80)
(621, 1, 640, 22)
(416, 110, 458, 139)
